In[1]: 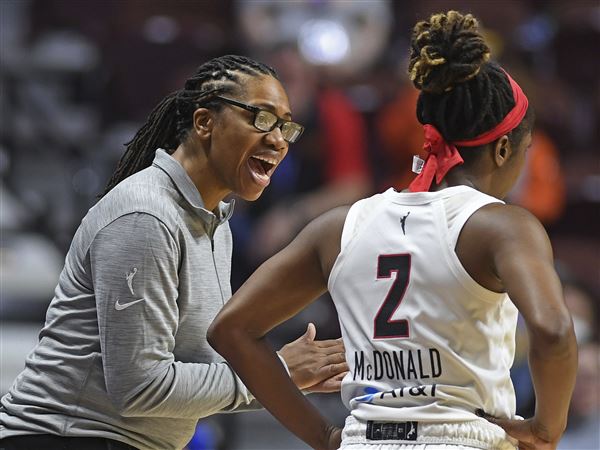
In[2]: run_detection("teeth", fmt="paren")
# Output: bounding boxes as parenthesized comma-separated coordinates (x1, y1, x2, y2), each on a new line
(252, 155, 277, 166)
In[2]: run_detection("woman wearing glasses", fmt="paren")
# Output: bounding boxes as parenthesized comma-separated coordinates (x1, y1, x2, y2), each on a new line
(0, 55, 347, 450)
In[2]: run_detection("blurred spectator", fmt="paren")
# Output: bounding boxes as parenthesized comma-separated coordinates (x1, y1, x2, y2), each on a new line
(375, 82, 422, 190)
(563, 279, 600, 345)
(559, 342, 600, 450)
(507, 129, 566, 224)
(232, 47, 372, 270)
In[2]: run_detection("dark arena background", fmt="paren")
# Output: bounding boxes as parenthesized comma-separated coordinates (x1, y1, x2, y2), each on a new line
(1, 1, 598, 449)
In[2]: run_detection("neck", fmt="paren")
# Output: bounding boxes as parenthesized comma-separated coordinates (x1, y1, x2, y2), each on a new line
(171, 143, 228, 212)
(431, 164, 492, 195)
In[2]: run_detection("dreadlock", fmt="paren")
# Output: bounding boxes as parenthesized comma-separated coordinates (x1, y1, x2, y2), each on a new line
(408, 11, 533, 162)
(100, 55, 278, 197)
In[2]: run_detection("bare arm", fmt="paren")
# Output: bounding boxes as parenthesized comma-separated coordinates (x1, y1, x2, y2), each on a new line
(461, 204, 577, 448)
(207, 207, 349, 450)
(251, 176, 370, 261)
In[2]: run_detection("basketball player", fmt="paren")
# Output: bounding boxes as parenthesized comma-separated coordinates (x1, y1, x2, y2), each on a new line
(0, 55, 347, 450)
(208, 13, 578, 450)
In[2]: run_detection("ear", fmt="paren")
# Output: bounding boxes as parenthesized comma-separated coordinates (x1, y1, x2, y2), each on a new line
(493, 135, 512, 168)
(192, 108, 214, 140)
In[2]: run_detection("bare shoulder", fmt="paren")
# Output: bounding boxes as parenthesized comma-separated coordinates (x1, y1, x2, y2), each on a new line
(467, 203, 553, 257)
(307, 205, 351, 239)
(457, 203, 554, 291)
(475, 202, 543, 227)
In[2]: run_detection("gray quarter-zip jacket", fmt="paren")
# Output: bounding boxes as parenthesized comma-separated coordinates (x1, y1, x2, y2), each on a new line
(0, 150, 259, 449)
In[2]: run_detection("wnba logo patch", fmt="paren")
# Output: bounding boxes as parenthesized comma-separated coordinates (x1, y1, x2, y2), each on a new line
(366, 420, 418, 441)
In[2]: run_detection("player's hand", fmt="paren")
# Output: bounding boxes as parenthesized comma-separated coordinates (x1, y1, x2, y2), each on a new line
(476, 410, 560, 450)
(320, 425, 342, 450)
(278, 323, 348, 392)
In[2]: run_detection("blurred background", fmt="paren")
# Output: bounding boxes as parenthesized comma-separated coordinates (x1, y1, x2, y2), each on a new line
(0, 0, 598, 449)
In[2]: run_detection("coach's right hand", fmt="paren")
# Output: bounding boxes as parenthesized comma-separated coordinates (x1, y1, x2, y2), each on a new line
(278, 323, 348, 393)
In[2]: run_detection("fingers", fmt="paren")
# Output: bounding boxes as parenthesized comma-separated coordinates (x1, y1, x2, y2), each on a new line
(307, 371, 349, 393)
(479, 413, 517, 434)
(299, 339, 346, 366)
(313, 338, 345, 349)
(311, 372, 348, 393)
(476, 411, 522, 443)
(303, 322, 317, 342)
(306, 361, 348, 389)
(476, 409, 513, 427)
(330, 370, 349, 382)
(323, 352, 347, 366)
(305, 354, 348, 383)
(311, 381, 341, 393)
(278, 329, 347, 390)
(328, 427, 343, 450)
(311, 351, 347, 373)
(300, 333, 345, 355)
(325, 361, 349, 375)
(476, 408, 499, 423)
(329, 361, 349, 373)
(475, 410, 540, 447)
(293, 323, 317, 344)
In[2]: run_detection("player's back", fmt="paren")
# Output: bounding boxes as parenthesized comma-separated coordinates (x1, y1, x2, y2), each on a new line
(328, 186, 518, 423)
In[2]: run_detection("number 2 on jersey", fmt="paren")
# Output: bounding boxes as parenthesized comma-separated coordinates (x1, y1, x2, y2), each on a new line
(374, 254, 411, 339)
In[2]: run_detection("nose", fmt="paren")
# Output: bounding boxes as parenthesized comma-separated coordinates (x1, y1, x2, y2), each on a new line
(264, 126, 288, 152)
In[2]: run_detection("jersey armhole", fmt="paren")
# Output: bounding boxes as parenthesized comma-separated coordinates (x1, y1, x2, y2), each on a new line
(447, 198, 503, 250)
(328, 195, 385, 292)
(437, 197, 506, 302)
(339, 201, 362, 252)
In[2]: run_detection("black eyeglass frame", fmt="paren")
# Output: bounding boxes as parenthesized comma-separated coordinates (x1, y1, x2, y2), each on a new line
(213, 95, 304, 144)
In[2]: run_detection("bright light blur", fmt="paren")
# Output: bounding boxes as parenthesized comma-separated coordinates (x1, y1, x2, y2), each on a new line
(298, 19, 350, 65)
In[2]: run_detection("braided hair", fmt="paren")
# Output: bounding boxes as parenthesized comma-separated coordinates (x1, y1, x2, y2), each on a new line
(101, 55, 278, 197)
(408, 11, 533, 160)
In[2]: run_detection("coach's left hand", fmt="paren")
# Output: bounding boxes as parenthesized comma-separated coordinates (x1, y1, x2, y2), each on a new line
(278, 323, 348, 393)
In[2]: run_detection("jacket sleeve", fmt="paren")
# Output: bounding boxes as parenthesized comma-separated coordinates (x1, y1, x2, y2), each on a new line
(90, 212, 259, 418)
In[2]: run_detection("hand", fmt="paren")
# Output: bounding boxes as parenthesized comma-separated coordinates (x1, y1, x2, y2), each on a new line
(306, 371, 349, 394)
(476, 410, 560, 450)
(278, 323, 348, 392)
(321, 425, 342, 450)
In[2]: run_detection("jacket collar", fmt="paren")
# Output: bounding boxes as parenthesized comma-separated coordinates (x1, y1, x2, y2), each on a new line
(152, 149, 234, 224)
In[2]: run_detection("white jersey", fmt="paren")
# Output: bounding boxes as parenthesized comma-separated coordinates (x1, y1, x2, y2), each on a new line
(329, 186, 518, 423)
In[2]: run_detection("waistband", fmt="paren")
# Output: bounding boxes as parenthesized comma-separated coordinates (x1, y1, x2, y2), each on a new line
(0, 434, 137, 450)
(341, 415, 518, 450)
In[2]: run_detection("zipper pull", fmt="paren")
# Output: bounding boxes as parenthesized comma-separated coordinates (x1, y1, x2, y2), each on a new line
(208, 219, 216, 252)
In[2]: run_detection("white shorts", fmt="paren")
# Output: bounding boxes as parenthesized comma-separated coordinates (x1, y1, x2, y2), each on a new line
(338, 415, 518, 450)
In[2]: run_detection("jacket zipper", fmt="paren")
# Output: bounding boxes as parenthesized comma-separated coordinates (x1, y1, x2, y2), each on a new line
(207, 218, 226, 306)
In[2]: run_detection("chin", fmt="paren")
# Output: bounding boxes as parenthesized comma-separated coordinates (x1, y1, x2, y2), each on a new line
(240, 188, 265, 202)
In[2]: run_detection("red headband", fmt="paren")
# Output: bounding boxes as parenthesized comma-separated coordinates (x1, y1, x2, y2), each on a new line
(408, 70, 529, 192)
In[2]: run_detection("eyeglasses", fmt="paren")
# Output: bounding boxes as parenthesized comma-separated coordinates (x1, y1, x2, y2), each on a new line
(214, 96, 304, 144)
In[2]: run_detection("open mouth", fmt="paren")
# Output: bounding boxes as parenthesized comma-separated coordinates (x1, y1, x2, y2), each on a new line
(249, 155, 277, 176)
(247, 154, 278, 187)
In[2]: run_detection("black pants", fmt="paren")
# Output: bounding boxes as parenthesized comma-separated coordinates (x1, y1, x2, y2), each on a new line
(0, 434, 138, 450)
